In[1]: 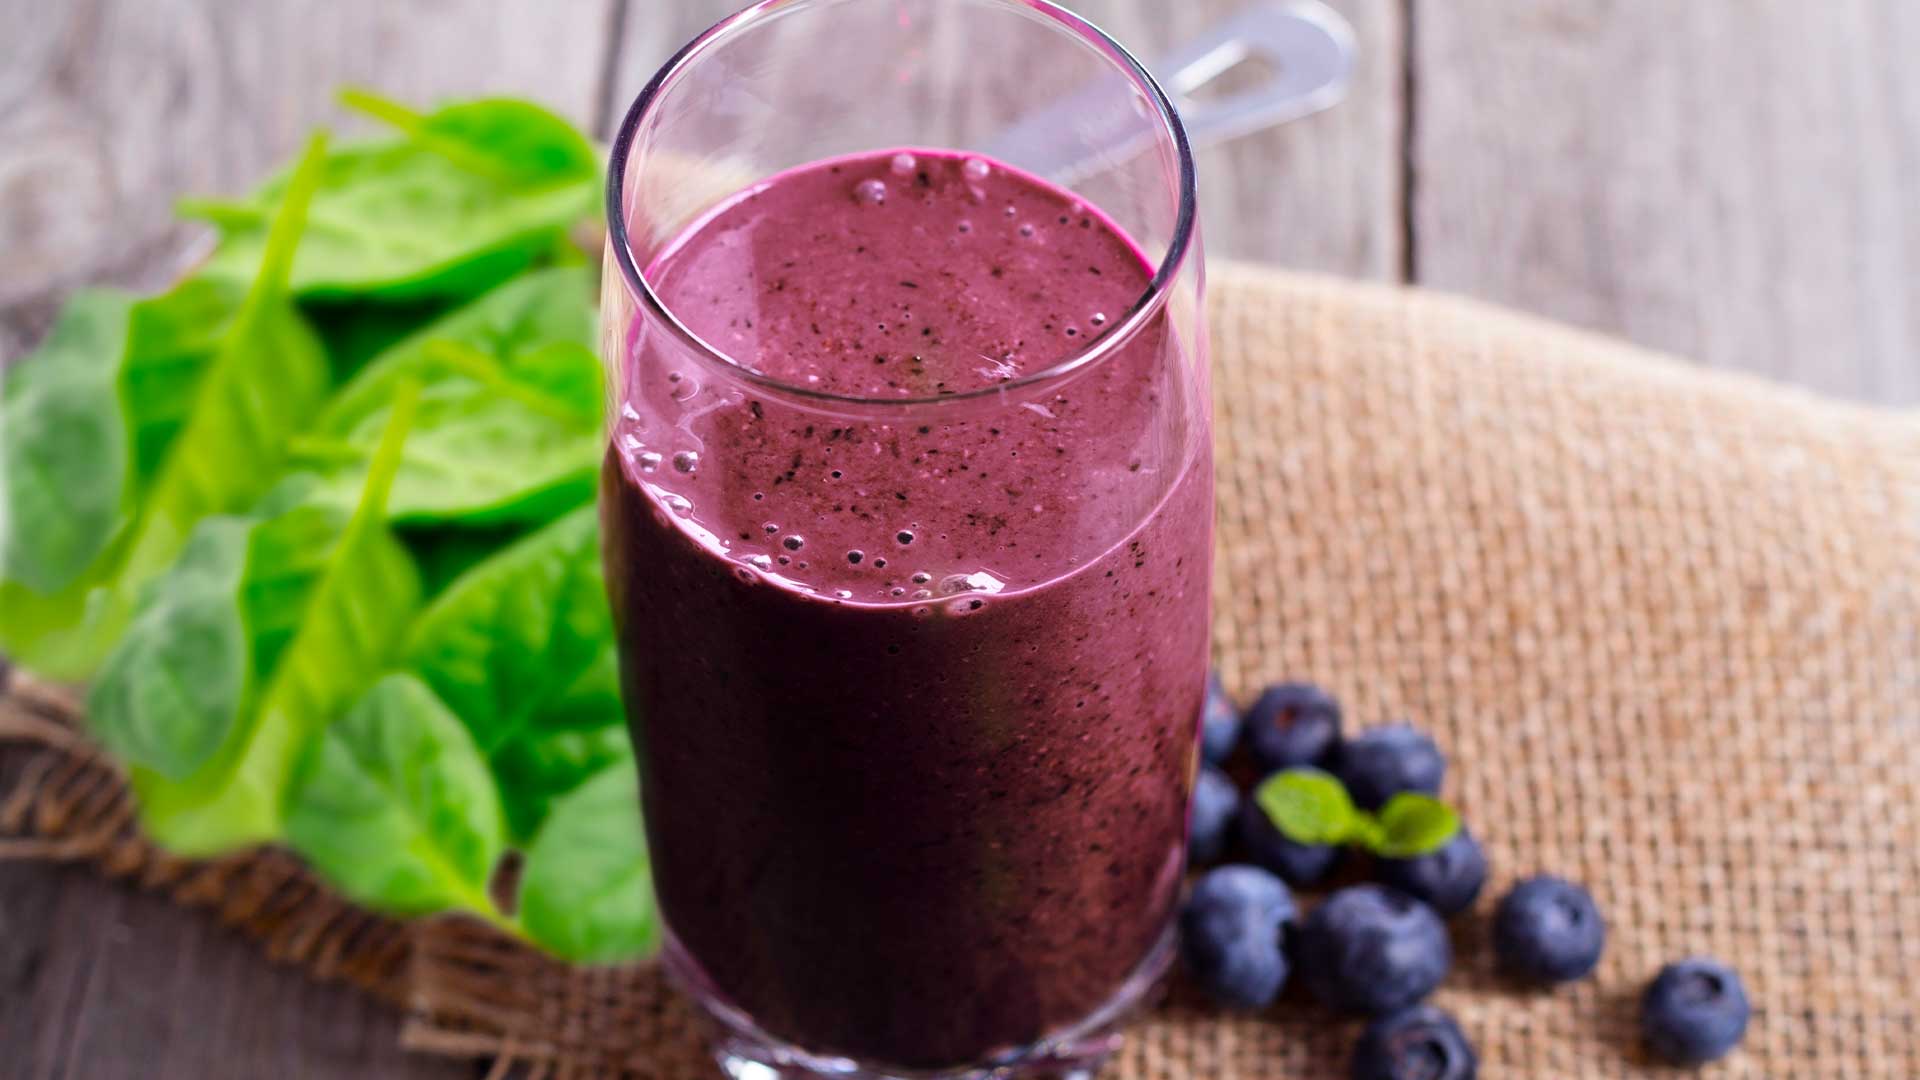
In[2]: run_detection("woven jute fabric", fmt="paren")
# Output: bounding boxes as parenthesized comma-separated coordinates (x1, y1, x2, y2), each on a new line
(4, 263, 1918, 1077)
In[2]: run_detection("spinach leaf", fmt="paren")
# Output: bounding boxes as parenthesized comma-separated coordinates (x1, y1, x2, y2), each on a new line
(1, 289, 135, 594)
(527, 639, 626, 732)
(401, 519, 540, 599)
(405, 505, 607, 753)
(0, 275, 249, 592)
(304, 292, 457, 384)
(311, 266, 594, 426)
(121, 276, 247, 489)
(295, 268, 599, 524)
(488, 643, 630, 842)
(493, 724, 633, 846)
(303, 339, 601, 525)
(339, 89, 598, 187)
(123, 384, 422, 856)
(518, 758, 657, 964)
(1, 140, 326, 680)
(183, 97, 597, 301)
(0, 546, 130, 680)
(0, 294, 130, 679)
(85, 515, 254, 778)
(119, 136, 334, 589)
(284, 672, 508, 918)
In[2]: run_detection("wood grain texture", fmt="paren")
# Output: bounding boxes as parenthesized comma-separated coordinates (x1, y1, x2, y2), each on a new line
(601, 0, 738, 137)
(0, 0, 617, 358)
(1410, 0, 1920, 405)
(603, 0, 1403, 278)
(1087, 0, 1402, 277)
(0, 862, 471, 1080)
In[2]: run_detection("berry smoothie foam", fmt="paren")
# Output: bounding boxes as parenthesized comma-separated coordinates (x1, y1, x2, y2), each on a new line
(602, 149, 1212, 1066)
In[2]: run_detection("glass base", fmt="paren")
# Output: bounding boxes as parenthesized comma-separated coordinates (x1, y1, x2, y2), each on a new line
(666, 925, 1174, 1080)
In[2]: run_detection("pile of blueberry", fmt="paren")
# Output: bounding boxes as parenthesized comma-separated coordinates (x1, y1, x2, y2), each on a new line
(1183, 676, 1752, 1077)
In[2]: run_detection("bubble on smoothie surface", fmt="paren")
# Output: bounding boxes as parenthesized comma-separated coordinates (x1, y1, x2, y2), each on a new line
(853, 178, 888, 205)
(672, 450, 700, 474)
(1090, 311, 1107, 326)
(635, 450, 662, 472)
(962, 157, 991, 183)
(662, 493, 693, 518)
(1018, 223, 1035, 238)
(890, 152, 918, 177)
(938, 571, 1006, 596)
(847, 550, 865, 565)
(783, 535, 806, 552)
(748, 554, 773, 571)
(897, 530, 915, 545)
(764, 522, 780, 534)
(910, 571, 932, 585)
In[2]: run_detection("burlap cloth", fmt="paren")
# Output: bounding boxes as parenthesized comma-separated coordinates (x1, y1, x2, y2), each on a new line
(3, 263, 1916, 1077)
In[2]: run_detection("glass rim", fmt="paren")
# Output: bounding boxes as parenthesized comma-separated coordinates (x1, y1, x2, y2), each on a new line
(604, 0, 1199, 411)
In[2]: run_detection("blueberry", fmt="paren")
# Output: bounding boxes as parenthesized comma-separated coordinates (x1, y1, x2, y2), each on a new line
(1238, 793, 1344, 886)
(1179, 865, 1297, 1009)
(1244, 681, 1342, 772)
(1351, 1005, 1478, 1080)
(1200, 672, 1243, 764)
(1641, 957, 1750, 1066)
(1297, 884, 1451, 1015)
(1492, 875, 1605, 983)
(1188, 765, 1239, 865)
(1336, 724, 1445, 810)
(1376, 829, 1487, 917)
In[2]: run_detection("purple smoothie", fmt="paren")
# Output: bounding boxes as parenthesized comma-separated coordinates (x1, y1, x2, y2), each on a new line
(603, 149, 1211, 1067)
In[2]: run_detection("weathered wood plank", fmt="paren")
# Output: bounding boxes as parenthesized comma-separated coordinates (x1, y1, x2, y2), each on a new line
(599, 0, 737, 139)
(1411, 0, 1920, 405)
(604, 0, 1403, 278)
(0, 863, 470, 1080)
(1091, 0, 1402, 277)
(0, 0, 617, 357)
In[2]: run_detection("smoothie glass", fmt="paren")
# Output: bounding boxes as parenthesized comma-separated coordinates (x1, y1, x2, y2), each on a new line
(601, 1, 1209, 1075)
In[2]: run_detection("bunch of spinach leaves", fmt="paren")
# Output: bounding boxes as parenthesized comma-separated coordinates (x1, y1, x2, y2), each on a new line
(0, 91, 653, 965)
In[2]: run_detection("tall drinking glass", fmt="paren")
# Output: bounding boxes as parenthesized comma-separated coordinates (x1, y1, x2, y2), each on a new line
(601, 1, 1210, 1075)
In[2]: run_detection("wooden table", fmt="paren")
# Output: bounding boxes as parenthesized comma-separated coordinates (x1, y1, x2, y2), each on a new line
(2, 1, 1915, 1076)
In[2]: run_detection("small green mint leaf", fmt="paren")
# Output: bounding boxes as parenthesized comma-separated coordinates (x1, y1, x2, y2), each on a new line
(1371, 793, 1461, 858)
(1354, 813, 1388, 852)
(1255, 767, 1362, 846)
